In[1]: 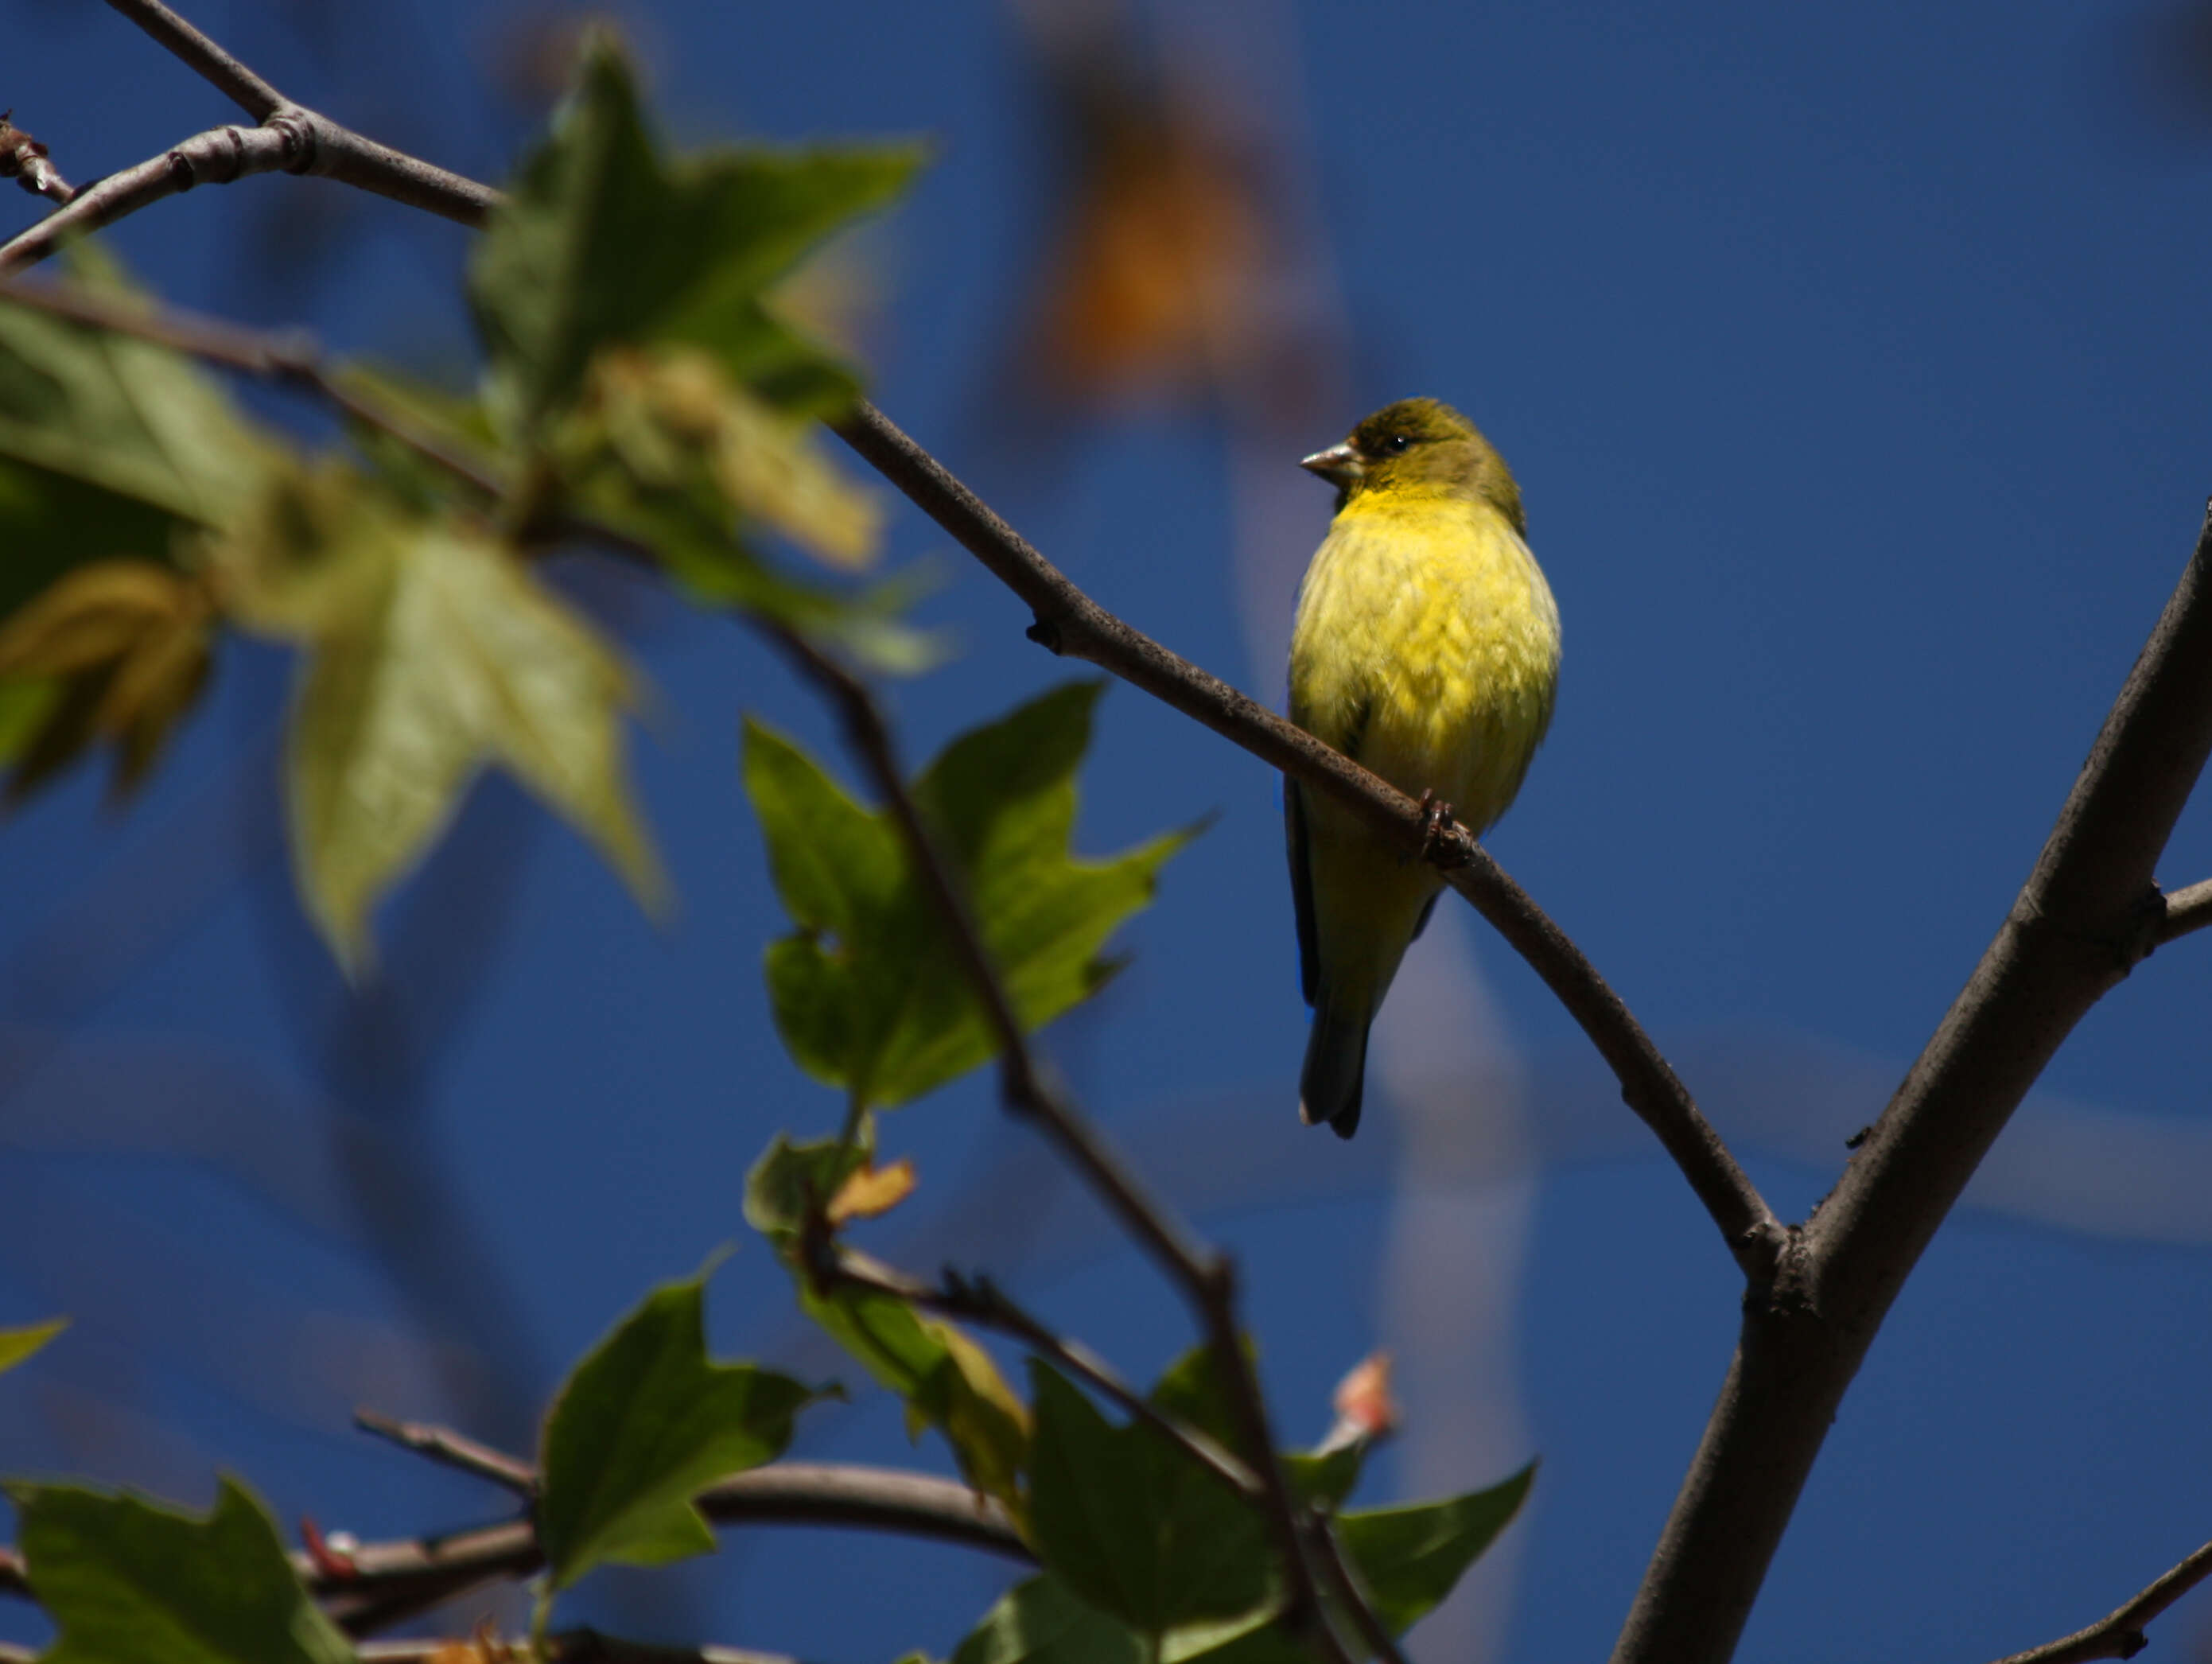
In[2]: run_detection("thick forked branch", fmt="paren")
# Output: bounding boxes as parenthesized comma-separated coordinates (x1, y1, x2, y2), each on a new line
(1612, 508, 2212, 1664)
(1983, 1537, 2212, 1664)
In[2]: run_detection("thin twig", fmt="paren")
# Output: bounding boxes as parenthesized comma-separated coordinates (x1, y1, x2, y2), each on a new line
(1984, 1538, 2212, 1664)
(830, 1249, 1263, 1500)
(756, 619, 1358, 1664)
(2157, 875, 2212, 943)
(0, 119, 312, 274)
(0, 114, 74, 203)
(353, 1409, 537, 1495)
(1305, 1516, 1410, 1664)
(102, 0, 286, 117)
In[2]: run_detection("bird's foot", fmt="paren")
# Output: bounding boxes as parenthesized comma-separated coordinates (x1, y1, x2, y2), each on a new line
(1415, 789, 1467, 867)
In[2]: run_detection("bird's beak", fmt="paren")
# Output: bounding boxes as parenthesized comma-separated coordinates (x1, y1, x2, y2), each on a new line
(1299, 442, 1363, 488)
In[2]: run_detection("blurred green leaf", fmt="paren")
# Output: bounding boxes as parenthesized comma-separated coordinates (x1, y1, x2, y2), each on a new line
(744, 1121, 877, 1242)
(1282, 1444, 1364, 1515)
(469, 35, 920, 441)
(538, 1273, 822, 1590)
(0, 251, 280, 626)
(744, 682, 1196, 1109)
(1335, 1464, 1535, 1635)
(207, 466, 661, 972)
(0, 1316, 64, 1374)
(9, 1476, 352, 1664)
(1028, 1363, 1277, 1647)
(0, 676, 56, 763)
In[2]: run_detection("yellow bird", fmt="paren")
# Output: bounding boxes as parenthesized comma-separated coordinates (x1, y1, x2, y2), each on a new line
(1287, 399, 1561, 1137)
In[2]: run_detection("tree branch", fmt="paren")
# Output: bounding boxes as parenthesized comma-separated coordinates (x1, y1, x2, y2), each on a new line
(0, 114, 74, 204)
(2156, 875, 2212, 943)
(1611, 507, 2212, 1664)
(317, 1460, 1031, 1635)
(1984, 1538, 2212, 1664)
(102, 0, 286, 118)
(353, 1409, 537, 1496)
(0, 119, 315, 274)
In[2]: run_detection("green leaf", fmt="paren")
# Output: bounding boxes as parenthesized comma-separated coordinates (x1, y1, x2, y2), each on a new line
(952, 1575, 1148, 1664)
(10, 1476, 353, 1664)
(1282, 1444, 1364, 1514)
(208, 468, 662, 973)
(0, 255, 277, 533)
(538, 1273, 822, 1590)
(0, 1316, 64, 1374)
(744, 682, 1197, 1109)
(1335, 1464, 1535, 1635)
(0, 251, 282, 621)
(1027, 1363, 1277, 1647)
(469, 35, 921, 441)
(744, 1125, 1032, 1520)
(743, 1122, 878, 1242)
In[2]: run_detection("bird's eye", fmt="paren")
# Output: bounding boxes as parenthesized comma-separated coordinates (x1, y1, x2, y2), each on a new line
(1378, 433, 1413, 455)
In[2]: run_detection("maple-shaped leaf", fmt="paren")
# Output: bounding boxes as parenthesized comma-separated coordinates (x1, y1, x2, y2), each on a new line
(10, 1477, 353, 1664)
(743, 681, 1198, 1109)
(468, 33, 920, 443)
(205, 464, 662, 974)
(536, 1273, 824, 1590)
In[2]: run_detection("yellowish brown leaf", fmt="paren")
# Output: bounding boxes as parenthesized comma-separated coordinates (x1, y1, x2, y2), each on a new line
(283, 506, 663, 974)
(825, 1156, 917, 1224)
(0, 560, 192, 678)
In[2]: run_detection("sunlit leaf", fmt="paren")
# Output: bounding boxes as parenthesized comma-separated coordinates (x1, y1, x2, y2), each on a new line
(538, 1273, 823, 1589)
(744, 682, 1197, 1109)
(10, 1476, 353, 1664)
(575, 345, 881, 569)
(0, 559, 216, 803)
(469, 34, 921, 441)
(206, 467, 661, 972)
(0, 252, 278, 558)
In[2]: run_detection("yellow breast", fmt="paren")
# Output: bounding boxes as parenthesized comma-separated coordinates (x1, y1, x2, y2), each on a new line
(1287, 490, 1561, 833)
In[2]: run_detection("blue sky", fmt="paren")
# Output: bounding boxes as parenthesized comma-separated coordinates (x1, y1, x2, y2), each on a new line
(4, 1, 2212, 1660)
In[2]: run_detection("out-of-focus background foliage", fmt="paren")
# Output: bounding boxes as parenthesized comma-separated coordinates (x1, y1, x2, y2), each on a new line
(6, 0, 2212, 1658)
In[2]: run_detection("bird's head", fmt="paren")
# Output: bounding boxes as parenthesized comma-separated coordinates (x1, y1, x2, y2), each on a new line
(1299, 398, 1524, 532)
